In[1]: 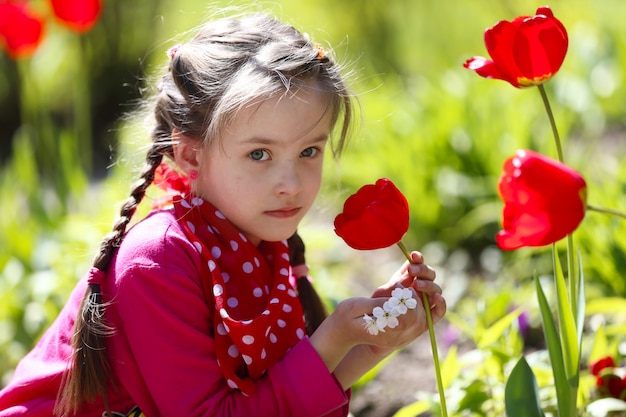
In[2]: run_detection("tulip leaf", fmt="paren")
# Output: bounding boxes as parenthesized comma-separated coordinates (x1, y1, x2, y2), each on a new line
(535, 274, 572, 416)
(504, 356, 545, 417)
(552, 247, 579, 384)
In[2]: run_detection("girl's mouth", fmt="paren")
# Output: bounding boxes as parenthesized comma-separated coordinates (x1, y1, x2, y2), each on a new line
(265, 207, 301, 218)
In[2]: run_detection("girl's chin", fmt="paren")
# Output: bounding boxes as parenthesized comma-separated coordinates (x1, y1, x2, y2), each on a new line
(246, 228, 298, 247)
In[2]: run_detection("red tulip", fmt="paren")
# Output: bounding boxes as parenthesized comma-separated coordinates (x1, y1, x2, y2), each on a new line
(596, 373, 626, 400)
(591, 356, 616, 377)
(50, 0, 102, 33)
(464, 6, 568, 88)
(496, 149, 586, 250)
(334, 178, 409, 250)
(0, 1, 44, 58)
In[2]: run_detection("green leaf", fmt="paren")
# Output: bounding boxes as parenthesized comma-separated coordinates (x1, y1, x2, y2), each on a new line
(477, 307, 522, 349)
(458, 380, 490, 414)
(505, 357, 544, 417)
(444, 310, 479, 341)
(586, 297, 626, 315)
(552, 248, 579, 384)
(440, 344, 459, 389)
(535, 274, 572, 416)
(392, 400, 432, 417)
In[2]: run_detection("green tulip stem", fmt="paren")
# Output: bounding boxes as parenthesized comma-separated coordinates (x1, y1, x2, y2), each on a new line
(537, 84, 564, 163)
(397, 240, 448, 417)
(540, 83, 581, 413)
(587, 204, 626, 220)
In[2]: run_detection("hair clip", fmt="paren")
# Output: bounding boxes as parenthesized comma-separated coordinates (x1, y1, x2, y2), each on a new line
(168, 43, 182, 60)
(314, 43, 328, 61)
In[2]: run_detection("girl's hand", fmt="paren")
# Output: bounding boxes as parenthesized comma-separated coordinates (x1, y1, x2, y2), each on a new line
(364, 283, 445, 358)
(366, 250, 446, 357)
(308, 296, 397, 372)
(373, 250, 436, 297)
(309, 251, 445, 373)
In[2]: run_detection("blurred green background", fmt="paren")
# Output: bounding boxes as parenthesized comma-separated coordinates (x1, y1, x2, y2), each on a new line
(1, 0, 625, 413)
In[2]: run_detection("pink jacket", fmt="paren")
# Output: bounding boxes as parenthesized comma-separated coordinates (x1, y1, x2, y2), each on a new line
(0, 210, 350, 416)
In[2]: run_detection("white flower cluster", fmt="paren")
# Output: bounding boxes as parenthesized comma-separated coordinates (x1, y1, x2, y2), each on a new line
(363, 287, 418, 335)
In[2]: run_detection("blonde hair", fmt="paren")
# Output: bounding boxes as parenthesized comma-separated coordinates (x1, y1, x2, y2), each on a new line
(56, 12, 356, 416)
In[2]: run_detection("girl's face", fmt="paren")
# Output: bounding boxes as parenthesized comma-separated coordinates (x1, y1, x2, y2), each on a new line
(194, 83, 333, 246)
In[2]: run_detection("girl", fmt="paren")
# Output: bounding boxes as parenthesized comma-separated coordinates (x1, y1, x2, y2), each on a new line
(0, 12, 445, 417)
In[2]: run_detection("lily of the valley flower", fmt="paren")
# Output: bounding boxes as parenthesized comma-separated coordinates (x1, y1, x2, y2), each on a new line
(497, 149, 587, 250)
(463, 6, 568, 88)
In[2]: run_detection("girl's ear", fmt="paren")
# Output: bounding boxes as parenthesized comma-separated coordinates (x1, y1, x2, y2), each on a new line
(172, 129, 201, 175)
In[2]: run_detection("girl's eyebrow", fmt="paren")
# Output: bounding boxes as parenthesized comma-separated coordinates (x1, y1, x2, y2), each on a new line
(242, 134, 329, 146)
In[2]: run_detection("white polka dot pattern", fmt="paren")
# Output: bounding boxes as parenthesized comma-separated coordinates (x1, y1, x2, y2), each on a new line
(173, 194, 305, 396)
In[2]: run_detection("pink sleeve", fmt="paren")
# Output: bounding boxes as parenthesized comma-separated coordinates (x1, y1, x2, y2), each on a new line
(105, 223, 349, 417)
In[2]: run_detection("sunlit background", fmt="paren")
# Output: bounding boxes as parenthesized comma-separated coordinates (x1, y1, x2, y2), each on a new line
(1, 1, 625, 415)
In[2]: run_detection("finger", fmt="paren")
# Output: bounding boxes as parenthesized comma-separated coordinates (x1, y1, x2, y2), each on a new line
(408, 263, 436, 281)
(428, 293, 447, 321)
(410, 251, 424, 265)
(413, 278, 441, 294)
(341, 297, 387, 319)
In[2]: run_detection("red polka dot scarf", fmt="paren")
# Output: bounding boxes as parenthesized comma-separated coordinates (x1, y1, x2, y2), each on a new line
(172, 194, 306, 395)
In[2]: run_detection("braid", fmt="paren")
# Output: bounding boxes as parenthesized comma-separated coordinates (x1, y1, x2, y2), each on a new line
(55, 11, 356, 414)
(55, 142, 168, 416)
(287, 232, 328, 336)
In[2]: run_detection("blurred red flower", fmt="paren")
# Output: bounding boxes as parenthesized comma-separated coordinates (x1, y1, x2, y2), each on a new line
(50, 0, 102, 33)
(334, 178, 409, 250)
(590, 356, 626, 400)
(496, 149, 587, 250)
(0, 0, 44, 58)
(591, 356, 616, 377)
(596, 373, 626, 400)
(464, 6, 568, 88)
(152, 162, 190, 209)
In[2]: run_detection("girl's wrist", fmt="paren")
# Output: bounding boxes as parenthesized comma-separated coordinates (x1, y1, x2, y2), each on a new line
(309, 315, 354, 373)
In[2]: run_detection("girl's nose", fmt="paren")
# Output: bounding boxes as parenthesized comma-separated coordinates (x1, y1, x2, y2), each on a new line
(275, 161, 301, 196)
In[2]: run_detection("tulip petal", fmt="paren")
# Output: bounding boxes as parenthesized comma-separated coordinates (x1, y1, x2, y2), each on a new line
(496, 150, 586, 250)
(51, 0, 102, 33)
(0, 2, 44, 58)
(464, 6, 568, 88)
(512, 14, 568, 85)
(484, 20, 523, 87)
(334, 178, 409, 250)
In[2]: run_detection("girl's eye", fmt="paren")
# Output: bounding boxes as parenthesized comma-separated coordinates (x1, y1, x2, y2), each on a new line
(300, 147, 319, 158)
(249, 149, 270, 161)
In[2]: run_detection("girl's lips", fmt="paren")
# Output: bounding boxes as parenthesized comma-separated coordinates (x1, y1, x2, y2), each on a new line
(265, 207, 301, 218)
